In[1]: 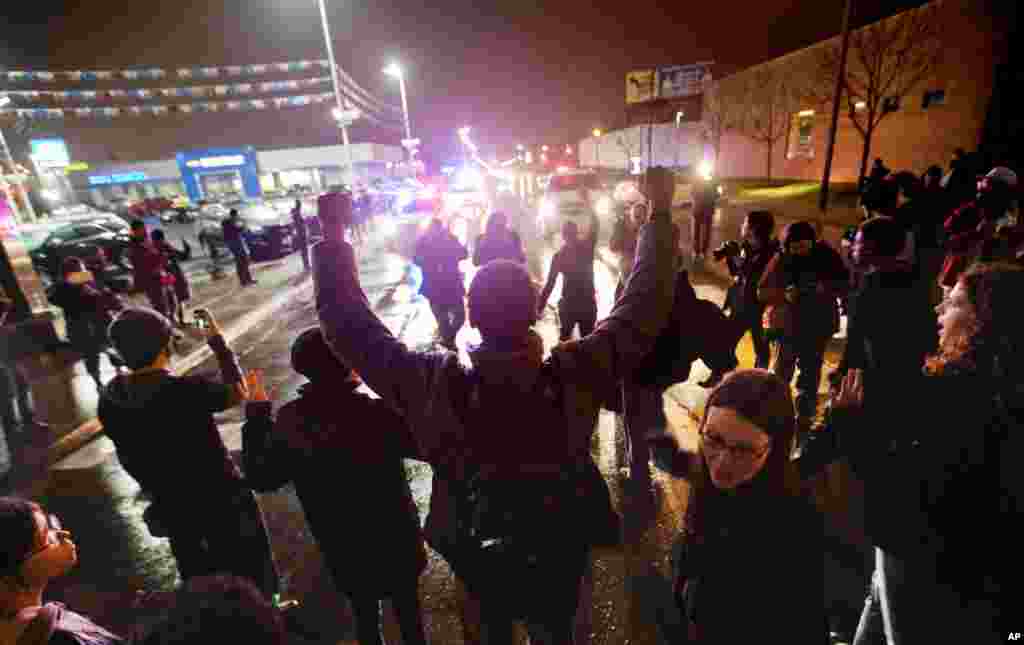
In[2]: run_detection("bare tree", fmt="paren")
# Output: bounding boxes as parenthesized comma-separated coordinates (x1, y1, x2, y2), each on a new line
(818, 1, 943, 186)
(737, 68, 804, 179)
(701, 77, 743, 168)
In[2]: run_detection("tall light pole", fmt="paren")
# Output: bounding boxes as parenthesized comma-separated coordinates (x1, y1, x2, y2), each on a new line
(383, 63, 413, 149)
(592, 128, 603, 169)
(818, 0, 854, 232)
(316, 0, 355, 184)
(0, 96, 37, 222)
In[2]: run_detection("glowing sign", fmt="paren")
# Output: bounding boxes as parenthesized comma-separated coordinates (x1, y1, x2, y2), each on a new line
(29, 138, 70, 169)
(185, 155, 246, 169)
(89, 172, 148, 185)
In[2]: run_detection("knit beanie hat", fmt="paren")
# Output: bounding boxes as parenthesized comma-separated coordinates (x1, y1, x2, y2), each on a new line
(108, 307, 175, 370)
(291, 327, 352, 380)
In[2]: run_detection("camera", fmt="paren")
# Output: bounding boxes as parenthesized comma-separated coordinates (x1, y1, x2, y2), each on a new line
(711, 240, 741, 262)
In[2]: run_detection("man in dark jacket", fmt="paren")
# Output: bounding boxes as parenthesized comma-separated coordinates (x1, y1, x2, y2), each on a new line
(291, 199, 310, 273)
(128, 221, 174, 319)
(98, 307, 277, 596)
(413, 218, 468, 350)
(722, 210, 779, 371)
(313, 168, 678, 642)
(223, 210, 256, 286)
(538, 220, 597, 341)
(759, 221, 849, 432)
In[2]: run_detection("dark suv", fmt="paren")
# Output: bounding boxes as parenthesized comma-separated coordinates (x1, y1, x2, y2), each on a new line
(196, 202, 295, 261)
(29, 222, 133, 283)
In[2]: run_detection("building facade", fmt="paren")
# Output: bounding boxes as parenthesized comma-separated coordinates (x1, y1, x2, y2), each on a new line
(711, 0, 1008, 182)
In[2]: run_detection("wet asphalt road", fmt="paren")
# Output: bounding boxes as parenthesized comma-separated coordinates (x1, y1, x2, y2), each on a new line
(26, 210, 864, 644)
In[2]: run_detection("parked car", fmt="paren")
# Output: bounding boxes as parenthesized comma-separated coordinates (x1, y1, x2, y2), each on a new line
(196, 202, 295, 261)
(536, 170, 612, 239)
(29, 221, 133, 281)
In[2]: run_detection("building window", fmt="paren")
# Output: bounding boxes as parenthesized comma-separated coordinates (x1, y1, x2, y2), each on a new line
(922, 89, 946, 109)
(788, 113, 815, 160)
(882, 96, 901, 113)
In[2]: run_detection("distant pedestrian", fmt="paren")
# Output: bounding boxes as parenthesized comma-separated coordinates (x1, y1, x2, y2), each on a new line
(243, 330, 428, 645)
(721, 210, 780, 370)
(609, 202, 646, 300)
(472, 211, 526, 266)
(0, 497, 125, 644)
(691, 175, 717, 262)
(538, 220, 597, 341)
(223, 209, 256, 287)
(99, 307, 279, 597)
(49, 257, 125, 391)
(128, 220, 176, 320)
(655, 370, 825, 644)
(413, 217, 468, 350)
(291, 199, 310, 273)
(151, 229, 191, 326)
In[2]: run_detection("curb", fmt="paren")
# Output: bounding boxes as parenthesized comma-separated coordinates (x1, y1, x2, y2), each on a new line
(42, 274, 314, 467)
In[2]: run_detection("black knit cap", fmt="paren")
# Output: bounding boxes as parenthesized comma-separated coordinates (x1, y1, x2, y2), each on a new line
(291, 327, 351, 380)
(108, 307, 175, 370)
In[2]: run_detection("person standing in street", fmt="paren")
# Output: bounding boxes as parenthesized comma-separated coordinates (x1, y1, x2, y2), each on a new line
(759, 221, 849, 435)
(413, 217, 468, 350)
(538, 220, 597, 341)
(98, 307, 279, 597)
(223, 209, 256, 287)
(472, 211, 526, 267)
(291, 199, 310, 273)
(690, 175, 716, 263)
(720, 211, 780, 370)
(151, 229, 191, 327)
(609, 202, 646, 301)
(49, 257, 125, 392)
(243, 330, 428, 645)
(129, 220, 176, 320)
(313, 168, 679, 643)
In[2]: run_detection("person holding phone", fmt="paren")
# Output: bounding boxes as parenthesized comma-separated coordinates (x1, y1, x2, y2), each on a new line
(98, 307, 278, 597)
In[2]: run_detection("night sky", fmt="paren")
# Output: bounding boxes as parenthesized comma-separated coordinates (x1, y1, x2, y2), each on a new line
(2, 0, 926, 167)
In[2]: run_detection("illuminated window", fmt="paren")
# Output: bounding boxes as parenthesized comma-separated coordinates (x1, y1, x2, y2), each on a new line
(922, 89, 946, 109)
(788, 113, 815, 160)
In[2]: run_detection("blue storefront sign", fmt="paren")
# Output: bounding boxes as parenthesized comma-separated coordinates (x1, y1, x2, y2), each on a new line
(88, 172, 149, 186)
(175, 146, 261, 202)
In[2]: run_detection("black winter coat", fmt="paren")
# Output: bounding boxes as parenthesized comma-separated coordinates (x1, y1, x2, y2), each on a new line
(242, 383, 426, 596)
(725, 240, 779, 322)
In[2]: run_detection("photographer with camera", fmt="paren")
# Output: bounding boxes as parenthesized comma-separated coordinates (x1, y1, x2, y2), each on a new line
(714, 211, 779, 372)
(758, 222, 849, 436)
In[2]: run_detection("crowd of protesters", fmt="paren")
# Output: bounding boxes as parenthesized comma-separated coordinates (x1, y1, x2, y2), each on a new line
(1, 155, 1019, 644)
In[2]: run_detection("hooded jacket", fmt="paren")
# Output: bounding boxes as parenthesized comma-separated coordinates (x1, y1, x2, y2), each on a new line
(242, 382, 426, 596)
(97, 338, 244, 504)
(413, 227, 468, 306)
(314, 212, 675, 554)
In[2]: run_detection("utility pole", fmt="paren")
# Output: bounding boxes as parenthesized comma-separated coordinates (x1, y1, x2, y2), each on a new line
(317, 0, 355, 184)
(818, 0, 854, 232)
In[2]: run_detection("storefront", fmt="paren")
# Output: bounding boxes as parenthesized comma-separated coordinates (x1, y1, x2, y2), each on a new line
(176, 147, 262, 202)
(69, 160, 185, 205)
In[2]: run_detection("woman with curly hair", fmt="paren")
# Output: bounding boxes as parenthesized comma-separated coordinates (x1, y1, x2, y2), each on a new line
(832, 262, 1023, 644)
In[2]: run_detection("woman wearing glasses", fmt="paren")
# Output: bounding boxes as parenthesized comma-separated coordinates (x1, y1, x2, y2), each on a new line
(661, 369, 826, 643)
(0, 497, 124, 644)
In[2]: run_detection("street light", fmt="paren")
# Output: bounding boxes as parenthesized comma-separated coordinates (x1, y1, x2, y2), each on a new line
(383, 62, 413, 149)
(315, 0, 354, 184)
(541, 145, 549, 152)
(592, 128, 604, 170)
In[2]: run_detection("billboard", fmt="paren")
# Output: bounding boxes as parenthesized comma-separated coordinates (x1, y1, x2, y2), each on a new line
(29, 138, 70, 170)
(657, 64, 712, 99)
(626, 70, 656, 104)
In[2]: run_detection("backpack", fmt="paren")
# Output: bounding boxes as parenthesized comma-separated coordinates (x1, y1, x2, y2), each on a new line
(447, 361, 620, 550)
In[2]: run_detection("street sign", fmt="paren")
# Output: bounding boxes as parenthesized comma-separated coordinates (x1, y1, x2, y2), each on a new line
(401, 138, 421, 148)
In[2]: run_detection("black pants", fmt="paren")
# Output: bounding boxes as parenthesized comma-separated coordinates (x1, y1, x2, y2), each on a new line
(732, 312, 771, 370)
(163, 490, 278, 598)
(558, 302, 597, 341)
(430, 300, 466, 347)
(232, 251, 254, 285)
(347, 584, 427, 645)
(773, 336, 829, 421)
(0, 362, 32, 430)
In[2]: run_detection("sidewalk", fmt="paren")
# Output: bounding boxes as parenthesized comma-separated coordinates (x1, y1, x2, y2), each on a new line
(0, 251, 314, 496)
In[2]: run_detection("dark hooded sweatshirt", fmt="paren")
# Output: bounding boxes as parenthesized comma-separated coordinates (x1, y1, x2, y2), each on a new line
(97, 337, 244, 504)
